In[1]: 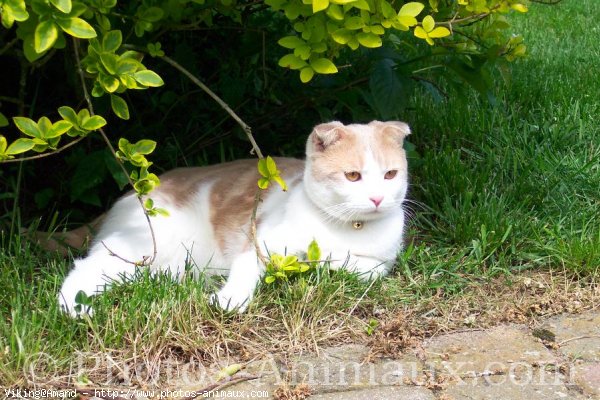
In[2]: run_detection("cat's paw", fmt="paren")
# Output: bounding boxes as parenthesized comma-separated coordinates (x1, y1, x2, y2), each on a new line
(58, 272, 101, 317)
(211, 287, 252, 313)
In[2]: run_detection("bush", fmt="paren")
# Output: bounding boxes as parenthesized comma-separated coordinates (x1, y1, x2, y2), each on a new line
(0, 0, 541, 223)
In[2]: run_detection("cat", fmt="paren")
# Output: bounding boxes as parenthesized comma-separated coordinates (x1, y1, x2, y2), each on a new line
(58, 120, 411, 315)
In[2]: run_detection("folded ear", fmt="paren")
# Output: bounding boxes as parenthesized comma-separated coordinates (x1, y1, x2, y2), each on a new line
(369, 120, 411, 142)
(308, 121, 345, 152)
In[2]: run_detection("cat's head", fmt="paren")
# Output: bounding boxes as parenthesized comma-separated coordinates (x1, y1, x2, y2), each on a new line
(304, 120, 410, 222)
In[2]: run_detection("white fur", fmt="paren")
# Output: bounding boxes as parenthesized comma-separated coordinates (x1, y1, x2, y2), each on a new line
(58, 122, 409, 315)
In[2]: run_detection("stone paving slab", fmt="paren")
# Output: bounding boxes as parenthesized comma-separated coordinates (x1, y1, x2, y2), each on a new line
(97, 310, 600, 400)
(422, 325, 557, 375)
(441, 371, 579, 400)
(307, 386, 435, 400)
(540, 309, 600, 362)
(572, 362, 600, 397)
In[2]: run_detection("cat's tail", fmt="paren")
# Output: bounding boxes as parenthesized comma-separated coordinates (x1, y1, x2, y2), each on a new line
(24, 215, 104, 256)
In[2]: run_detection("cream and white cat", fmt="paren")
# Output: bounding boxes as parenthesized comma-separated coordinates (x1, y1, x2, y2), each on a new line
(58, 120, 411, 315)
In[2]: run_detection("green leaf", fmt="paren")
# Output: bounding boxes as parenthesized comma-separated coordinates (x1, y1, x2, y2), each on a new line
(313, 0, 329, 13)
(133, 70, 164, 87)
(344, 16, 365, 30)
(57, 106, 79, 126)
(310, 58, 338, 74)
(369, 59, 406, 119)
(215, 364, 242, 381)
(332, 28, 352, 44)
(102, 30, 122, 52)
(273, 175, 288, 191)
(278, 36, 306, 49)
(278, 54, 308, 70)
(133, 139, 157, 155)
(356, 32, 382, 48)
(99, 73, 119, 93)
(81, 115, 107, 131)
(0, 136, 7, 154)
(45, 120, 73, 138)
(1, 0, 29, 28)
(307, 239, 321, 262)
(140, 6, 164, 22)
(257, 177, 270, 189)
(34, 20, 59, 53)
(6, 138, 35, 155)
(300, 66, 314, 83)
(265, 275, 276, 284)
(265, 156, 278, 175)
(110, 94, 130, 120)
(100, 53, 119, 75)
(56, 17, 97, 39)
(13, 117, 42, 138)
(50, 0, 72, 13)
(326, 4, 344, 20)
(144, 198, 154, 209)
(0, 113, 8, 127)
(398, 2, 425, 18)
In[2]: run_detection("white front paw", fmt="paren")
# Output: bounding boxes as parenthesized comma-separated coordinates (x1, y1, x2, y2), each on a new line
(212, 286, 253, 312)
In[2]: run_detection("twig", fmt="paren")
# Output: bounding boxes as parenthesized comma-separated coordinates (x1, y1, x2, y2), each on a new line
(559, 335, 600, 346)
(0, 37, 18, 56)
(158, 54, 263, 159)
(72, 38, 158, 266)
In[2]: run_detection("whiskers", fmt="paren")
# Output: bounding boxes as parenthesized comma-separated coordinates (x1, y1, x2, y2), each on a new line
(319, 202, 362, 224)
(400, 197, 429, 226)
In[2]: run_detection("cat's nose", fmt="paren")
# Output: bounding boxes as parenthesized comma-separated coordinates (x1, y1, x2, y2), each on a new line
(370, 196, 384, 207)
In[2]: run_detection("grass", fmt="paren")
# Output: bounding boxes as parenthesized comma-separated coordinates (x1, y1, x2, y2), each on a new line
(2, 0, 600, 389)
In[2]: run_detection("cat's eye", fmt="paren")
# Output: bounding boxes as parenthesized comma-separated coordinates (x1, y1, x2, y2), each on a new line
(384, 170, 398, 180)
(345, 171, 361, 182)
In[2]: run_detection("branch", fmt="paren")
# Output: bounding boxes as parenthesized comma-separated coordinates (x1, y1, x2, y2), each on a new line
(120, 45, 263, 159)
(159, 54, 264, 159)
(72, 38, 158, 266)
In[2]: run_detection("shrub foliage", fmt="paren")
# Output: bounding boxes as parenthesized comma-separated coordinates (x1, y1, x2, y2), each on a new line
(0, 0, 538, 221)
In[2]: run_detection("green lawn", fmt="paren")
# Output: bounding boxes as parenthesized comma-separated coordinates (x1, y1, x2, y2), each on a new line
(1, 0, 599, 389)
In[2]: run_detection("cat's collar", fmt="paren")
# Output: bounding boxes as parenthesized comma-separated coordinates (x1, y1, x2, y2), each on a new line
(352, 220, 364, 230)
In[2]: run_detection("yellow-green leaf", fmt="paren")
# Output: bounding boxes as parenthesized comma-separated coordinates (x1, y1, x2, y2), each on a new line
(326, 4, 344, 20)
(6, 138, 35, 155)
(0, 136, 7, 153)
(310, 58, 338, 74)
(511, 3, 528, 12)
(258, 177, 270, 189)
(422, 15, 435, 32)
(34, 20, 59, 53)
(133, 70, 164, 87)
(265, 275, 276, 284)
(313, 0, 329, 13)
(332, 28, 353, 44)
(56, 17, 97, 39)
(356, 32, 382, 48)
(49, 0, 72, 14)
(278, 54, 308, 70)
(99, 74, 120, 93)
(398, 2, 425, 18)
(428, 26, 450, 38)
(13, 117, 41, 138)
(0, 112, 9, 127)
(300, 66, 314, 83)
(110, 94, 130, 120)
(278, 36, 305, 49)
